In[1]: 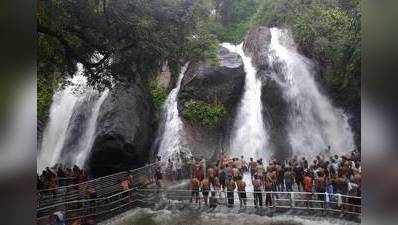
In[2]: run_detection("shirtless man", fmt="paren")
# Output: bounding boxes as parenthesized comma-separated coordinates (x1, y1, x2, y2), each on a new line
(236, 177, 247, 207)
(196, 163, 205, 182)
(241, 156, 248, 173)
(303, 172, 314, 207)
(284, 167, 294, 192)
(264, 172, 273, 207)
(235, 158, 243, 173)
(225, 177, 236, 208)
(207, 166, 215, 185)
(276, 163, 284, 191)
(315, 171, 326, 201)
(232, 165, 240, 182)
(271, 170, 278, 191)
(253, 175, 263, 208)
(213, 177, 222, 198)
(256, 161, 265, 178)
(190, 177, 200, 203)
(249, 158, 257, 178)
(201, 178, 211, 205)
(219, 165, 227, 191)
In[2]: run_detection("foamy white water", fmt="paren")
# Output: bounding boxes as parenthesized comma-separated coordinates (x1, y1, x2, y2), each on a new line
(101, 207, 359, 225)
(157, 63, 190, 161)
(267, 28, 355, 156)
(222, 43, 269, 160)
(37, 63, 109, 172)
(74, 88, 109, 167)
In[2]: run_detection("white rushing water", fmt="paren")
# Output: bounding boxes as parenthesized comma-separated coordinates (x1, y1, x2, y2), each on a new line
(101, 207, 359, 225)
(74, 88, 109, 167)
(37, 63, 109, 172)
(156, 63, 190, 161)
(267, 28, 355, 156)
(221, 43, 269, 160)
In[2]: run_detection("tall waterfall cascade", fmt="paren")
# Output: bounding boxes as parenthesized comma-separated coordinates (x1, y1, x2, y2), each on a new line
(267, 27, 355, 156)
(156, 63, 190, 161)
(222, 43, 270, 160)
(37, 63, 109, 172)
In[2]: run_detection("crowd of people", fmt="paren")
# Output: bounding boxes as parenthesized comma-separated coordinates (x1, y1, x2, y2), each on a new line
(39, 150, 361, 224)
(37, 164, 89, 192)
(186, 149, 361, 210)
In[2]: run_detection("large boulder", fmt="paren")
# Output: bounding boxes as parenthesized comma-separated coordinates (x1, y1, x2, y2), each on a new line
(243, 26, 272, 70)
(259, 72, 292, 159)
(179, 47, 245, 113)
(177, 46, 246, 160)
(88, 77, 155, 177)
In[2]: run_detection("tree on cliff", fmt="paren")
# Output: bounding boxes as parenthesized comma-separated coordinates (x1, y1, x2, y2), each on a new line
(37, 0, 219, 121)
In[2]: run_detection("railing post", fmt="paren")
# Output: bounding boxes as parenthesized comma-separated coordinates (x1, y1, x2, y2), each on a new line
(290, 192, 294, 208)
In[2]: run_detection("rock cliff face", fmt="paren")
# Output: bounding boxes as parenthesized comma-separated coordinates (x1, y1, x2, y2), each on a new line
(243, 26, 271, 70)
(177, 47, 246, 160)
(88, 77, 155, 177)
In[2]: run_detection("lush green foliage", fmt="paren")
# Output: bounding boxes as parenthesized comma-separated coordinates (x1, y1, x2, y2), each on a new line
(37, 0, 219, 84)
(182, 100, 226, 128)
(149, 81, 168, 110)
(37, 0, 361, 124)
(209, 0, 260, 44)
(37, 73, 61, 122)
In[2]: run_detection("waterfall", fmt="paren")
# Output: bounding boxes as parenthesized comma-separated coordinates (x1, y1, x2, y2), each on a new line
(37, 63, 109, 172)
(156, 63, 190, 161)
(74, 89, 109, 167)
(221, 43, 270, 160)
(267, 27, 355, 156)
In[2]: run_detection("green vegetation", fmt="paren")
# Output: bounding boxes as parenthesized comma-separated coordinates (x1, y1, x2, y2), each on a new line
(209, 0, 260, 44)
(149, 81, 168, 110)
(37, 0, 220, 101)
(182, 100, 226, 128)
(37, 72, 61, 122)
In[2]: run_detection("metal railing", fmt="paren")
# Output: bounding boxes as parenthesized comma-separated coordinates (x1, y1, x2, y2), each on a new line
(37, 162, 160, 208)
(37, 187, 361, 225)
(135, 188, 361, 216)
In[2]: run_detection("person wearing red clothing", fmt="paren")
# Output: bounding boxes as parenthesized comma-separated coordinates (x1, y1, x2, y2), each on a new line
(303, 172, 313, 207)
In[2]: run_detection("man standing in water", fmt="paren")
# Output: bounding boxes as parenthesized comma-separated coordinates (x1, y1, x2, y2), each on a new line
(201, 177, 211, 205)
(241, 156, 248, 173)
(253, 175, 263, 208)
(190, 177, 200, 204)
(225, 177, 236, 208)
(236, 176, 247, 208)
(249, 158, 257, 179)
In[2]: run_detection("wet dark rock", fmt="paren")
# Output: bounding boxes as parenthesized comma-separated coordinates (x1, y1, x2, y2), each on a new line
(179, 47, 245, 113)
(243, 26, 272, 70)
(88, 78, 155, 177)
(260, 72, 292, 159)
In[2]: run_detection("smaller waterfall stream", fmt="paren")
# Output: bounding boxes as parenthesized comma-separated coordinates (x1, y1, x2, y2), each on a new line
(156, 63, 190, 161)
(221, 43, 269, 160)
(74, 89, 109, 167)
